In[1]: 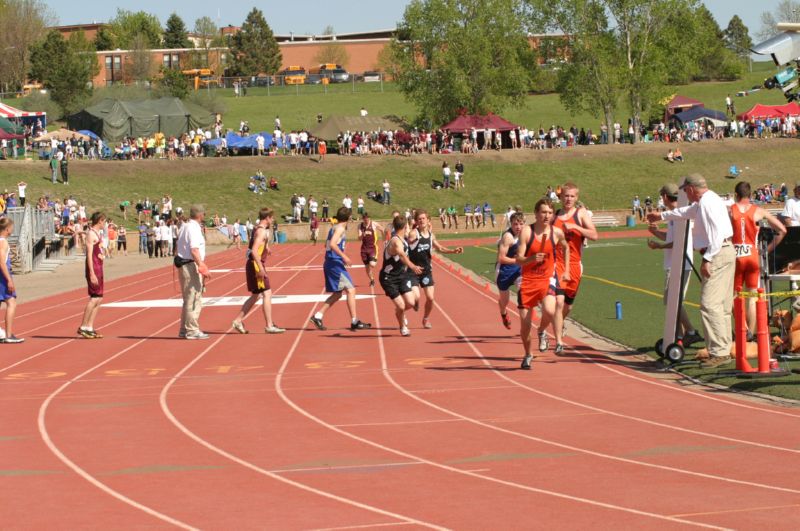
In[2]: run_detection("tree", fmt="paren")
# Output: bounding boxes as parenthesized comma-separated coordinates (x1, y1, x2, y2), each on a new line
(163, 12, 192, 49)
(758, 0, 800, 41)
(724, 15, 753, 60)
(527, 1, 622, 141)
(313, 44, 350, 67)
(94, 27, 115, 51)
(102, 9, 162, 49)
(391, 0, 536, 126)
(155, 66, 189, 98)
(124, 33, 155, 84)
(29, 30, 96, 117)
(0, 0, 55, 91)
(228, 8, 282, 76)
(194, 16, 220, 49)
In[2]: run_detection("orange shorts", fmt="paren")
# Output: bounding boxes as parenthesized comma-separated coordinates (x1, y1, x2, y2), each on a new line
(519, 278, 556, 309)
(734, 256, 759, 292)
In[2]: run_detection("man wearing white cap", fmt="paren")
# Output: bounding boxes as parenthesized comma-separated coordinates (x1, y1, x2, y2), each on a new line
(648, 174, 734, 368)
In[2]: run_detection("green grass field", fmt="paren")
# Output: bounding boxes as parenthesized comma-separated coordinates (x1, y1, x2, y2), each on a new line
(446, 238, 800, 401)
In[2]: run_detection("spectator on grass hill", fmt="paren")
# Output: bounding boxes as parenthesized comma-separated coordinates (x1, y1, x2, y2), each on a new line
(383, 179, 391, 205)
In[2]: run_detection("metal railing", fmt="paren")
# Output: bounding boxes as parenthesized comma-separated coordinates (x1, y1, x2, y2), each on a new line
(6, 206, 55, 273)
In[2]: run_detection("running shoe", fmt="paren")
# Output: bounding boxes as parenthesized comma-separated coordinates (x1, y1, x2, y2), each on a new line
(309, 316, 326, 330)
(92, 330, 104, 339)
(554, 343, 564, 355)
(185, 332, 210, 340)
(232, 321, 248, 334)
(265, 325, 286, 334)
(77, 328, 96, 339)
(350, 320, 372, 331)
(400, 326, 411, 336)
(538, 332, 549, 352)
(520, 354, 532, 370)
(2, 335, 24, 344)
(178, 331, 186, 339)
(501, 313, 511, 330)
(422, 317, 432, 329)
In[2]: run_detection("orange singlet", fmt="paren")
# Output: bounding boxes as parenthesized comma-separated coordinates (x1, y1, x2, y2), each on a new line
(730, 203, 759, 292)
(552, 208, 584, 301)
(519, 225, 558, 309)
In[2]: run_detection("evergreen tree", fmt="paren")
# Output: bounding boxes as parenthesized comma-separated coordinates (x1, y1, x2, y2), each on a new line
(724, 15, 753, 59)
(228, 8, 282, 76)
(29, 30, 96, 117)
(163, 12, 192, 49)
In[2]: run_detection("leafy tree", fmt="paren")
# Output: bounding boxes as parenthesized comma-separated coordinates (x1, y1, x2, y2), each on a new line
(163, 12, 192, 49)
(155, 66, 189, 98)
(29, 30, 96, 117)
(228, 8, 282, 76)
(0, 0, 54, 91)
(758, 0, 800, 41)
(313, 44, 350, 67)
(103, 9, 162, 49)
(124, 33, 155, 84)
(724, 15, 753, 59)
(528, 1, 622, 139)
(391, 0, 536, 126)
(94, 27, 115, 51)
(194, 16, 220, 49)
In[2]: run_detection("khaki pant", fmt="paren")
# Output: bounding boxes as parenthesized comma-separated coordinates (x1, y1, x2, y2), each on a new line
(699, 244, 735, 358)
(178, 263, 203, 335)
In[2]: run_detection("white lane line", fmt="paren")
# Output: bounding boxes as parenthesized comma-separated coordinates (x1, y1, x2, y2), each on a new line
(103, 294, 376, 308)
(159, 254, 443, 530)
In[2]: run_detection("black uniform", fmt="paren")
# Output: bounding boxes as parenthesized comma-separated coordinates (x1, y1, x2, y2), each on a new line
(379, 236, 413, 299)
(409, 229, 434, 288)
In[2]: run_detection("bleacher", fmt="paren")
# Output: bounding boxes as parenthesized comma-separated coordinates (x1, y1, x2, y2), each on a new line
(591, 215, 620, 227)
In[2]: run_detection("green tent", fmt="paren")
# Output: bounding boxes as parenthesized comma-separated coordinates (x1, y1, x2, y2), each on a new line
(0, 116, 24, 134)
(310, 115, 406, 140)
(66, 97, 215, 142)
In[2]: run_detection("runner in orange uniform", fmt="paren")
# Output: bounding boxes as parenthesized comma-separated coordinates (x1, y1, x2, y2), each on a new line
(729, 181, 785, 335)
(516, 199, 570, 370)
(552, 182, 598, 336)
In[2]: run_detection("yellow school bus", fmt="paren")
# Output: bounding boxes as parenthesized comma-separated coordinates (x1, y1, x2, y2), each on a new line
(279, 66, 306, 85)
(181, 69, 220, 90)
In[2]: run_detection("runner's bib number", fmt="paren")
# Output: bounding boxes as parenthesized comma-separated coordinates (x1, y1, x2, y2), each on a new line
(734, 244, 752, 258)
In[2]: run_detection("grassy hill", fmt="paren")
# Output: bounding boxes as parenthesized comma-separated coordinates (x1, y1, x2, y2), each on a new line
(0, 138, 796, 228)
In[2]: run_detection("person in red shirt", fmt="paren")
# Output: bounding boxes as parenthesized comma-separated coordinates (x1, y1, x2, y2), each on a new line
(552, 182, 598, 336)
(358, 212, 383, 287)
(78, 212, 106, 339)
(729, 181, 785, 335)
(516, 199, 570, 370)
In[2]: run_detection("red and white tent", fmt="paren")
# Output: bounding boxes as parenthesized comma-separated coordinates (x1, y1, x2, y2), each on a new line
(0, 102, 46, 120)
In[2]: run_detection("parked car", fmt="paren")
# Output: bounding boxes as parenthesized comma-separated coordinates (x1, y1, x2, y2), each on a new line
(305, 73, 325, 85)
(362, 71, 381, 83)
(252, 75, 275, 87)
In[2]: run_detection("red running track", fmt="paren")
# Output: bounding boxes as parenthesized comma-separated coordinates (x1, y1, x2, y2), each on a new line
(2, 242, 800, 529)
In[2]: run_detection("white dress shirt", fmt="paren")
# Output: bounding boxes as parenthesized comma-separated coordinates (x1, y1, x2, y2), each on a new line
(177, 219, 206, 261)
(661, 190, 732, 262)
(782, 196, 800, 227)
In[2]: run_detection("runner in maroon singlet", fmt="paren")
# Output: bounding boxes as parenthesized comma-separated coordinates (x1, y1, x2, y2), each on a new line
(359, 212, 382, 287)
(78, 212, 106, 339)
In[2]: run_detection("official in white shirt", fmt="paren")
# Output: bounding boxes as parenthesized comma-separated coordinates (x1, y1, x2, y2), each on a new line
(648, 174, 734, 367)
(175, 205, 210, 339)
(781, 183, 800, 227)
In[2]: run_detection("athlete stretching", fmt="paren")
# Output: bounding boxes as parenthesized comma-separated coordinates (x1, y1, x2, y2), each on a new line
(406, 209, 463, 329)
(358, 212, 382, 287)
(516, 199, 569, 369)
(379, 216, 422, 336)
(309, 207, 371, 331)
(496, 212, 524, 329)
(729, 181, 785, 335)
(552, 182, 597, 337)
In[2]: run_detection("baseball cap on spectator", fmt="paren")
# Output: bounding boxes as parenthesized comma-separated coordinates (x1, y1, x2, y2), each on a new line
(659, 183, 679, 197)
(678, 174, 707, 190)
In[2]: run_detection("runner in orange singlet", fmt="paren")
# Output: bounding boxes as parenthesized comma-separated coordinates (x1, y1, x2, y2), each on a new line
(729, 181, 785, 334)
(552, 182, 598, 336)
(516, 199, 569, 370)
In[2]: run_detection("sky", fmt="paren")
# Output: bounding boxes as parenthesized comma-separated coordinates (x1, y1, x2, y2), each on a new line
(44, 0, 783, 39)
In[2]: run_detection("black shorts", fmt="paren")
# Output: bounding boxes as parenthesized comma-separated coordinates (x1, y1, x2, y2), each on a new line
(410, 269, 434, 288)
(380, 275, 413, 300)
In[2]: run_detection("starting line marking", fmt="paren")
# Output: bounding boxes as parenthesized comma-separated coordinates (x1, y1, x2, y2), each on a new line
(102, 294, 376, 309)
(210, 265, 365, 273)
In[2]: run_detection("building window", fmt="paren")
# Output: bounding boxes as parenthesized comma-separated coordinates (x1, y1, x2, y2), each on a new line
(172, 54, 180, 68)
(163, 54, 171, 68)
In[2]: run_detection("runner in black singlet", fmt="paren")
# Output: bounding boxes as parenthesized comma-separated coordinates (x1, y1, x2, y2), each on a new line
(407, 209, 463, 329)
(380, 216, 422, 336)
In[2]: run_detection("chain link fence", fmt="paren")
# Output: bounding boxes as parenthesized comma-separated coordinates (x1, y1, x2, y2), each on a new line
(212, 74, 395, 97)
